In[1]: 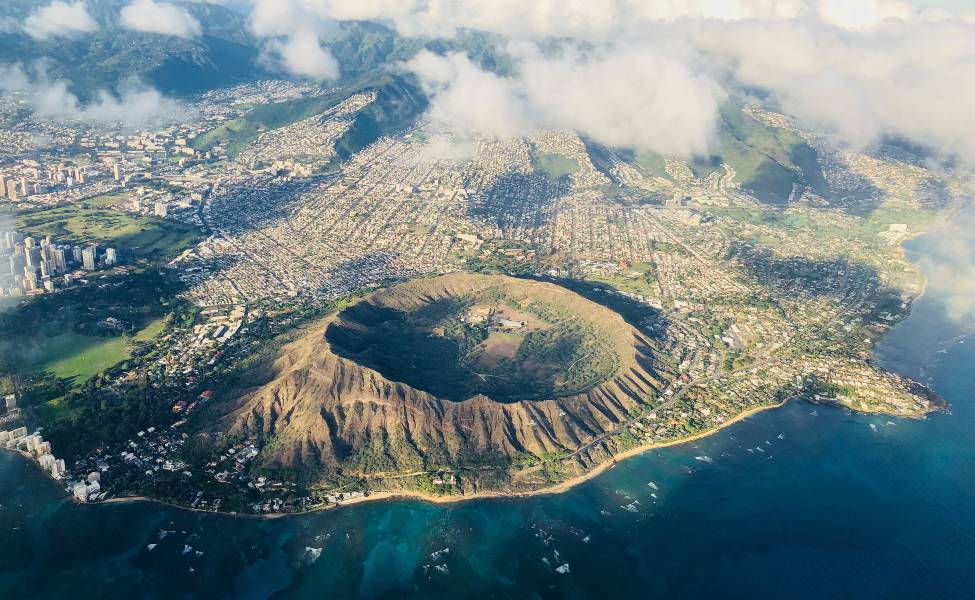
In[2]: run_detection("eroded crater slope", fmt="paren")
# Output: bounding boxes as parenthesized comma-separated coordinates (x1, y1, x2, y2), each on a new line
(214, 273, 674, 490)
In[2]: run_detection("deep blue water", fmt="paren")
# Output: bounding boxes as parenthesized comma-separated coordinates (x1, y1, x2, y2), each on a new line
(2, 228, 974, 599)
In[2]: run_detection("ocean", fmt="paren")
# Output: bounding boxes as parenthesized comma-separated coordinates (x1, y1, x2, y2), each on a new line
(2, 223, 973, 599)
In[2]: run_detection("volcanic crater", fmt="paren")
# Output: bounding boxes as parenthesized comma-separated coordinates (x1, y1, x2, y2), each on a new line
(216, 273, 674, 489)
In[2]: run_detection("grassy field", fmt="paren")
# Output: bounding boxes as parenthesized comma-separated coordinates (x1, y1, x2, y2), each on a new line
(708, 203, 935, 244)
(533, 152, 580, 179)
(84, 191, 131, 208)
(585, 272, 658, 299)
(635, 151, 670, 180)
(15, 204, 199, 261)
(30, 316, 165, 386)
(24, 315, 169, 424)
(31, 396, 77, 424)
(39, 331, 131, 385)
(133, 316, 167, 342)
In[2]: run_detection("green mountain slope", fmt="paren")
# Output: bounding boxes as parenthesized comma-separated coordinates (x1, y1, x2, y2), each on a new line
(691, 103, 832, 204)
(191, 73, 428, 160)
(0, 0, 267, 98)
(333, 74, 428, 160)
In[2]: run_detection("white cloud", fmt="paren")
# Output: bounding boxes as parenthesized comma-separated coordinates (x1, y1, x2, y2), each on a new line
(264, 29, 340, 80)
(329, 0, 974, 164)
(284, 0, 920, 39)
(406, 45, 723, 158)
(817, 0, 915, 30)
(250, 0, 341, 80)
(120, 0, 203, 39)
(239, 1, 975, 163)
(23, 1, 98, 40)
(519, 45, 724, 157)
(0, 64, 30, 90)
(249, 0, 337, 38)
(406, 51, 531, 140)
(0, 64, 189, 128)
(691, 17, 975, 162)
(916, 209, 975, 325)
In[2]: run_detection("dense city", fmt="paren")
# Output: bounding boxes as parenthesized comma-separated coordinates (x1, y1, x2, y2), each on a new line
(0, 76, 963, 515)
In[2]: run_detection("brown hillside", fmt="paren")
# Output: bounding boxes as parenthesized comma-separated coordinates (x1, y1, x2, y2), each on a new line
(215, 274, 674, 491)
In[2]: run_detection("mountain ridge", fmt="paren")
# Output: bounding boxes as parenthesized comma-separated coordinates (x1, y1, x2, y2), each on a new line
(209, 274, 675, 492)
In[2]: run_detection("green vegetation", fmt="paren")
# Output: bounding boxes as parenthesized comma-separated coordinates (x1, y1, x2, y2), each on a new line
(15, 203, 199, 261)
(0, 273, 190, 459)
(326, 283, 620, 403)
(193, 73, 427, 162)
(538, 451, 570, 482)
(85, 191, 132, 208)
(24, 315, 168, 388)
(465, 253, 534, 276)
(584, 271, 658, 299)
(634, 151, 670, 180)
(532, 151, 580, 180)
(132, 316, 167, 342)
(332, 74, 429, 161)
(688, 103, 831, 204)
(860, 205, 936, 236)
(38, 331, 130, 385)
(0, 270, 185, 399)
(708, 203, 934, 255)
(190, 93, 343, 158)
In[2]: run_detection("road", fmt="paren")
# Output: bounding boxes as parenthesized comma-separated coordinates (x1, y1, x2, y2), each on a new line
(564, 353, 781, 461)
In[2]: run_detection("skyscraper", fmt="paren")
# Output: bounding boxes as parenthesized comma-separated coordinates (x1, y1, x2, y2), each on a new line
(82, 245, 97, 271)
(25, 246, 41, 268)
(105, 248, 117, 266)
(8, 253, 24, 276)
(40, 237, 52, 262)
(54, 247, 67, 272)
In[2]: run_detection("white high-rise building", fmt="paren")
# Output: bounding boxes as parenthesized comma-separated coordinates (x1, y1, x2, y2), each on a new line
(82, 245, 97, 271)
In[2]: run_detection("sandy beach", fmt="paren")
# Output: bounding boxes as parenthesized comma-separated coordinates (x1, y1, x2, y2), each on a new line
(84, 397, 794, 517)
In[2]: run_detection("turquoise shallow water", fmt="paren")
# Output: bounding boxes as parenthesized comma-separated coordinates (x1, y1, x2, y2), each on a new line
(2, 227, 974, 599)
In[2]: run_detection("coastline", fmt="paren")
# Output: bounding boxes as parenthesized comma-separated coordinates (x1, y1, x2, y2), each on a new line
(6, 207, 957, 521)
(897, 230, 930, 300)
(6, 351, 937, 518)
(66, 398, 795, 518)
(899, 201, 964, 303)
